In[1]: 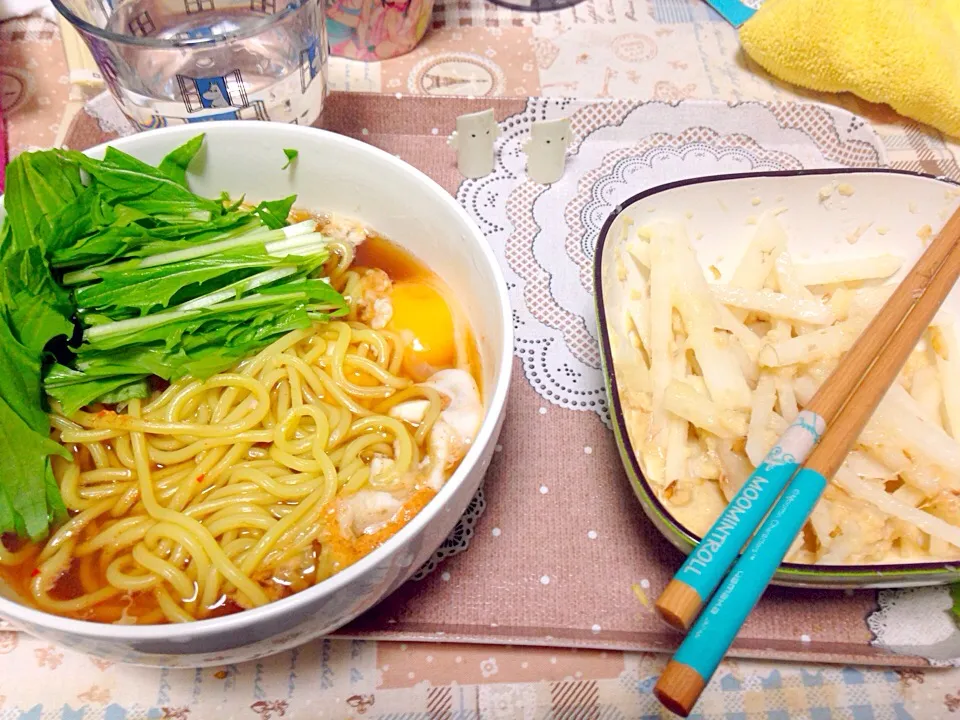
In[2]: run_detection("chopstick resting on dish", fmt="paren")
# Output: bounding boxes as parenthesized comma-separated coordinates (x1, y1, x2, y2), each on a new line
(654, 204, 960, 717)
(655, 205, 960, 631)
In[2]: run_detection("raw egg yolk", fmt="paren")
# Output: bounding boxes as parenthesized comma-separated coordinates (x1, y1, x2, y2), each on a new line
(388, 281, 456, 372)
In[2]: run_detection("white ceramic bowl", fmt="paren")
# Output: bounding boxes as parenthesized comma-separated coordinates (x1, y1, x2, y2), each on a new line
(0, 122, 513, 666)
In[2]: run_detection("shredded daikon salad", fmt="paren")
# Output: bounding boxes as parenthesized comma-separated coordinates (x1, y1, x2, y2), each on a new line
(610, 213, 960, 565)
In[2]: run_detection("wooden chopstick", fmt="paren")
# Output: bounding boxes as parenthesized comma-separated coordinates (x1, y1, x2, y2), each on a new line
(654, 210, 960, 718)
(655, 204, 960, 632)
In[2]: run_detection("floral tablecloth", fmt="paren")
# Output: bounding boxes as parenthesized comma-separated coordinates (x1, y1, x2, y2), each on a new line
(2, 1, 960, 718)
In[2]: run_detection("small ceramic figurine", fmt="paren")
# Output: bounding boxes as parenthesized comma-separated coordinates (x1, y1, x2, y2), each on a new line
(448, 109, 500, 179)
(523, 118, 572, 185)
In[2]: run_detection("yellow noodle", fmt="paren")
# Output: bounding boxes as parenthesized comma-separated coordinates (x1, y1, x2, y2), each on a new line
(78, 553, 101, 595)
(82, 468, 135, 483)
(325, 322, 401, 399)
(76, 517, 151, 557)
(240, 483, 331, 575)
(0, 541, 37, 567)
(106, 556, 161, 592)
(302, 337, 329, 365)
(38, 500, 115, 562)
(132, 544, 195, 600)
(328, 239, 355, 277)
(76, 376, 271, 437)
(86, 442, 110, 469)
(184, 493, 277, 520)
(31, 544, 121, 612)
(154, 586, 195, 623)
(78, 484, 134, 502)
(146, 432, 272, 466)
(20, 285, 472, 625)
(142, 379, 189, 415)
(227, 468, 319, 501)
(164, 379, 205, 422)
(341, 468, 370, 495)
(145, 524, 212, 591)
(109, 485, 141, 518)
(59, 463, 91, 510)
(127, 402, 270, 606)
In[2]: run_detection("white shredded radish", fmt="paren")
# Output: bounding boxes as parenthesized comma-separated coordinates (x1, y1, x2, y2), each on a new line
(791, 255, 902, 286)
(711, 285, 835, 325)
(608, 213, 960, 566)
(745, 373, 776, 466)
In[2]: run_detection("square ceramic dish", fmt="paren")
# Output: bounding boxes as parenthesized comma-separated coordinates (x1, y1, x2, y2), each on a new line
(595, 169, 960, 589)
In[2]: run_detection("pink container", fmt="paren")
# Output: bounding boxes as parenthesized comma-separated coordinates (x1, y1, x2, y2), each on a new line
(0, 103, 6, 193)
(325, 0, 434, 60)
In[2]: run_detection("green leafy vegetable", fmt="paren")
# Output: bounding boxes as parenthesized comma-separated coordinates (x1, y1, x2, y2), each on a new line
(43, 365, 151, 418)
(1, 149, 84, 257)
(74, 250, 296, 317)
(82, 280, 347, 350)
(0, 249, 73, 538)
(96, 378, 151, 406)
(57, 148, 220, 224)
(2, 247, 74, 354)
(0, 398, 70, 539)
(0, 150, 79, 538)
(48, 282, 346, 415)
(158, 133, 205, 187)
(253, 195, 297, 230)
(60, 222, 288, 286)
(0, 133, 348, 539)
(282, 148, 299, 170)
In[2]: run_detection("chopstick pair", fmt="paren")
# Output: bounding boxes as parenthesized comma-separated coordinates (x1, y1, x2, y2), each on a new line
(652, 205, 960, 717)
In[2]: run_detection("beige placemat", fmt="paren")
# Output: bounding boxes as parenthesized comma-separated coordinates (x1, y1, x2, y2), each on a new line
(61, 92, 942, 668)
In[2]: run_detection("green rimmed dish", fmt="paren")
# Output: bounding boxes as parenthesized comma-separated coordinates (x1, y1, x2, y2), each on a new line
(595, 168, 960, 589)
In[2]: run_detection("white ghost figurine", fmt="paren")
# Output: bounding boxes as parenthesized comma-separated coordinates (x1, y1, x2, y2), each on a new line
(524, 118, 572, 185)
(448, 109, 500, 179)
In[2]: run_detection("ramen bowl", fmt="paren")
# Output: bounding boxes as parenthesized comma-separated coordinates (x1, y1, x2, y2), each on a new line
(0, 122, 512, 666)
(596, 168, 960, 590)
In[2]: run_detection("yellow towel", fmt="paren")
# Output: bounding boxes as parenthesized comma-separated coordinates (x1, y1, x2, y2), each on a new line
(739, 0, 960, 138)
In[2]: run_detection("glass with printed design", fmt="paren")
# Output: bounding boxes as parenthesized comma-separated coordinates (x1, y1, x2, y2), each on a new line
(53, 0, 327, 129)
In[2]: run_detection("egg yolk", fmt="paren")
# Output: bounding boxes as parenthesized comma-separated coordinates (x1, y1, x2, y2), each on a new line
(387, 281, 456, 373)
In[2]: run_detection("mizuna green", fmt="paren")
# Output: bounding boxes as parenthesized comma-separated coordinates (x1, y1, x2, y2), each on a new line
(0, 134, 347, 539)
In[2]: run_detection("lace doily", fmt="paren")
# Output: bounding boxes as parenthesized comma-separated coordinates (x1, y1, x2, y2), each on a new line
(867, 586, 960, 666)
(86, 91, 137, 138)
(458, 97, 884, 426)
(411, 486, 486, 581)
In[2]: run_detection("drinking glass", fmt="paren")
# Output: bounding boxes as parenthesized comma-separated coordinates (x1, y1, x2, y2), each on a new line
(53, 0, 328, 129)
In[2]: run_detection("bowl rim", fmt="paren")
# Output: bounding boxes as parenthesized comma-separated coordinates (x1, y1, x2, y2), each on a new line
(0, 121, 515, 638)
(51, 0, 308, 50)
(594, 166, 960, 580)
